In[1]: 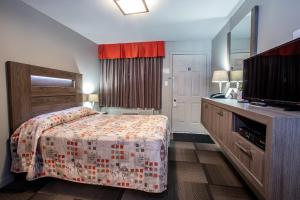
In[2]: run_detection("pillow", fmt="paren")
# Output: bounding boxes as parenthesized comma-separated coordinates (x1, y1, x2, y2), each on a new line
(19, 111, 65, 133)
(37, 112, 65, 130)
(12, 107, 96, 138)
(13, 107, 97, 154)
(13, 111, 65, 154)
(62, 106, 98, 123)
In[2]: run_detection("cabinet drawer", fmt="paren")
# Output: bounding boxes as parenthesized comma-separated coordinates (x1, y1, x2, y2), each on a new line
(232, 133, 264, 184)
(232, 134, 252, 168)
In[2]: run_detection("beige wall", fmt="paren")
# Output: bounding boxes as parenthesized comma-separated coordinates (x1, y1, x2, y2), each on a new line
(0, 0, 100, 186)
(211, 0, 300, 93)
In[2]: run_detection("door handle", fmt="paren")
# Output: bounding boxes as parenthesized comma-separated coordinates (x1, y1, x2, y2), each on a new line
(173, 99, 177, 102)
(235, 142, 252, 159)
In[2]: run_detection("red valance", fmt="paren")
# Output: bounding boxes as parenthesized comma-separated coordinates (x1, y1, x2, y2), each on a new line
(98, 41, 165, 59)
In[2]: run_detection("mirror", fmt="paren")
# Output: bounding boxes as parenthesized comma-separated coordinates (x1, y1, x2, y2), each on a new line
(229, 6, 258, 70)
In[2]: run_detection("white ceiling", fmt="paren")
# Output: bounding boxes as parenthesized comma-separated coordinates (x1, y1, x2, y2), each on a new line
(21, 0, 244, 44)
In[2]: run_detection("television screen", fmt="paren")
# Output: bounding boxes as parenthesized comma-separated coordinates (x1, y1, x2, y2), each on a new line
(243, 38, 300, 105)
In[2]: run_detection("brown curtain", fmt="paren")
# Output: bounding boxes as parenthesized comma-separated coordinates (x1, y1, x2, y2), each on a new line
(99, 57, 162, 110)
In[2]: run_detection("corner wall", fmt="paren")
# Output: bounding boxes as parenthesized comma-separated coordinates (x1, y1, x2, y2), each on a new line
(0, 0, 100, 187)
(211, 0, 300, 93)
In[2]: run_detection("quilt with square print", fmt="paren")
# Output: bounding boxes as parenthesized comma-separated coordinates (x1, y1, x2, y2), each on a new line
(11, 114, 169, 193)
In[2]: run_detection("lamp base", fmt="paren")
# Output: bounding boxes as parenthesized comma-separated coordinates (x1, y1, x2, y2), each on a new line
(218, 82, 223, 93)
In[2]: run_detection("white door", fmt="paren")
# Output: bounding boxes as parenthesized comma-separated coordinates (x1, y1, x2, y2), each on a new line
(172, 54, 208, 133)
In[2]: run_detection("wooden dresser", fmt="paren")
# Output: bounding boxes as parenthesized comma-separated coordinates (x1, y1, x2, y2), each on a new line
(201, 98, 300, 200)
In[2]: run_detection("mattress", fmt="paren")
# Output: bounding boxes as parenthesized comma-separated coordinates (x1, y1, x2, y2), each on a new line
(11, 112, 169, 193)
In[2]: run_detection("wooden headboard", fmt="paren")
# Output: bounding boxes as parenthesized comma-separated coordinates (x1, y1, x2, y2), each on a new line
(6, 61, 83, 134)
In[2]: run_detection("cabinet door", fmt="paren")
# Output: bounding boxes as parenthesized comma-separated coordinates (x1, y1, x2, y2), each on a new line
(219, 109, 232, 147)
(211, 106, 220, 137)
(206, 103, 213, 132)
(201, 102, 209, 129)
(203, 105, 232, 147)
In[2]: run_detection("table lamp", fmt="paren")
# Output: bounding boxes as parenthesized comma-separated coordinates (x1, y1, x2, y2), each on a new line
(212, 70, 229, 93)
(88, 94, 99, 108)
(230, 70, 243, 89)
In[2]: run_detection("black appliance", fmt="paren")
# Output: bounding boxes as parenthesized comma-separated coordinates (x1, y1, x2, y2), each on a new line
(243, 38, 300, 109)
(238, 127, 265, 150)
(210, 93, 226, 99)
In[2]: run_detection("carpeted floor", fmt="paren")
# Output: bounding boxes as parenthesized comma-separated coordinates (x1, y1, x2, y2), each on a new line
(0, 133, 257, 200)
(173, 133, 215, 144)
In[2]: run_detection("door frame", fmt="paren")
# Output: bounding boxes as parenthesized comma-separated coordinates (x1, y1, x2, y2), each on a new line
(170, 52, 210, 133)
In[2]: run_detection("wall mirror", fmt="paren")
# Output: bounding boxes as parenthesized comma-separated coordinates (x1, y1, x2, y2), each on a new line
(228, 6, 258, 70)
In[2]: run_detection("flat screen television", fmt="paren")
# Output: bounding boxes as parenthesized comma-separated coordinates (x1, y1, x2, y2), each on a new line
(243, 38, 300, 108)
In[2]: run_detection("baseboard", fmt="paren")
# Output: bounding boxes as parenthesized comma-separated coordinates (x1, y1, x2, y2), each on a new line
(0, 174, 14, 188)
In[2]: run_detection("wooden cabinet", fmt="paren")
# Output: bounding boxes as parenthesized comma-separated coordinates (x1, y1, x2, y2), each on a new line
(201, 99, 265, 199)
(201, 98, 300, 200)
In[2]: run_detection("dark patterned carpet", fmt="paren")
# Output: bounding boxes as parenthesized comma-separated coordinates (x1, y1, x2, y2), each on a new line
(173, 133, 215, 144)
(0, 133, 257, 200)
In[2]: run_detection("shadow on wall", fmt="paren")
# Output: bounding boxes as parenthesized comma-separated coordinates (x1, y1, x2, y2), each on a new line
(0, 139, 14, 188)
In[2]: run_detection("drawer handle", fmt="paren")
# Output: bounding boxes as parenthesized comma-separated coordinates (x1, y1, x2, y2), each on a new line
(235, 142, 252, 159)
(217, 111, 223, 116)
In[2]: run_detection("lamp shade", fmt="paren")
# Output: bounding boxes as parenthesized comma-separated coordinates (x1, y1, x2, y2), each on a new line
(212, 70, 229, 83)
(88, 94, 99, 102)
(230, 70, 243, 82)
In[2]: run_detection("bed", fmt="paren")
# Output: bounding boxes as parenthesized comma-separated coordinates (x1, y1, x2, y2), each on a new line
(6, 62, 170, 193)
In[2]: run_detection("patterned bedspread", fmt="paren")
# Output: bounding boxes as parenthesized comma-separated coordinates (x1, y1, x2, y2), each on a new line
(11, 112, 169, 193)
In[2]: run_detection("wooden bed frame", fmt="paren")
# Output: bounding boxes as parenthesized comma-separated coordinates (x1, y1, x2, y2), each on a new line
(6, 61, 83, 135)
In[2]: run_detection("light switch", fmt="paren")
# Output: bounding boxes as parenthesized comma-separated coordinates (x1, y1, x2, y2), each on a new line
(164, 80, 168, 86)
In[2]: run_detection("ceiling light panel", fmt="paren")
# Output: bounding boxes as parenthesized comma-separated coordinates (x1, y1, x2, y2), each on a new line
(114, 0, 149, 15)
